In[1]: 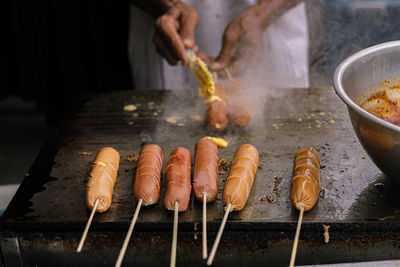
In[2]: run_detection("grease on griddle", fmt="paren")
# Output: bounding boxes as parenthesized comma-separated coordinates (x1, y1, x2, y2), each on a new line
(126, 153, 139, 162)
(78, 151, 93, 156)
(272, 176, 283, 197)
(218, 158, 230, 174)
(319, 189, 326, 198)
(259, 194, 276, 203)
(259, 176, 282, 204)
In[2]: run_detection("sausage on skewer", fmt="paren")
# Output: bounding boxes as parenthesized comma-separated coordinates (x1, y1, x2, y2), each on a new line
(222, 144, 259, 211)
(86, 147, 120, 213)
(193, 139, 219, 202)
(115, 144, 163, 267)
(193, 139, 219, 259)
(290, 147, 321, 211)
(164, 147, 192, 211)
(78, 147, 120, 252)
(289, 147, 321, 267)
(165, 147, 192, 267)
(134, 144, 163, 206)
(208, 144, 259, 265)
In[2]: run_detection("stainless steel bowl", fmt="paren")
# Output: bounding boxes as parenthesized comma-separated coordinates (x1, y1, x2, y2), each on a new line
(333, 41, 400, 182)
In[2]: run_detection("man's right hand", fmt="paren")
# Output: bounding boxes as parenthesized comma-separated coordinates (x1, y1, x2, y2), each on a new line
(153, 2, 199, 65)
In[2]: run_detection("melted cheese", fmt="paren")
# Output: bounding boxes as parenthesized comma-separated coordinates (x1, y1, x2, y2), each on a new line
(203, 136, 228, 148)
(187, 50, 220, 103)
(190, 115, 203, 121)
(166, 117, 177, 124)
(123, 105, 137, 111)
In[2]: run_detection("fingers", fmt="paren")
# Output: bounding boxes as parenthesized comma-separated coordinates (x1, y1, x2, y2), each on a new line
(153, 34, 179, 65)
(179, 5, 199, 49)
(212, 28, 264, 78)
(196, 51, 212, 65)
(210, 27, 242, 72)
(191, 45, 199, 54)
(155, 15, 188, 64)
(152, 2, 199, 65)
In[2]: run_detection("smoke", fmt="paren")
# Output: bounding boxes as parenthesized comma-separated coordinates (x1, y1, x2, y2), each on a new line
(143, 0, 400, 146)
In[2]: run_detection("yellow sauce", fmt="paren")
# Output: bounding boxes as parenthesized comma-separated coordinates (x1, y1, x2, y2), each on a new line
(123, 105, 137, 111)
(202, 136, 228, 148)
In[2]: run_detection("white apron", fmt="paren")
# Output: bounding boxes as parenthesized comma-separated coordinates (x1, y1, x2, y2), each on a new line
(128, 0, 309, 90)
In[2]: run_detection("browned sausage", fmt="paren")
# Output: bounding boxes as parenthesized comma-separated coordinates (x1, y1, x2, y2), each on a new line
(225, 79, 252, 127)
(164, 147, 192, 212)
(290, 147, 321, 211)
(86, 147, 120, 213)
(134, 144, 163, 206)
(193, 139, 219, 202)
(207, 83, 228, 131)
(222, 144, 259, 211)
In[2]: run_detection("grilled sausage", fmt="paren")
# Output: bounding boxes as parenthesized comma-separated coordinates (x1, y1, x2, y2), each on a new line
(207, 83, 228, 131)
(222, 144, 259, 211)
(225, 79, 251, 127)
(164, 147, 192, 212)
(86, 147, 120, 213)
(193, 139, 219, 202)
(290, 147, 321, 211)
(134, 144, 163, 206)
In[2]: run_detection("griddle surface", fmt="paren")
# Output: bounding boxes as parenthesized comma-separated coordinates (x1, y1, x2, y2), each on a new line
(3, 88, 398, 226)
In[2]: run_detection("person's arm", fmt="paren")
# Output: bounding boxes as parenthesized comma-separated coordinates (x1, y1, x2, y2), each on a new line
(208, 0, 304, 74)
(130, 0, 199, 65)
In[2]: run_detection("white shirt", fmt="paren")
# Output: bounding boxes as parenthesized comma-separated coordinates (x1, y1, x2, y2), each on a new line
(128, 0, 309, 90)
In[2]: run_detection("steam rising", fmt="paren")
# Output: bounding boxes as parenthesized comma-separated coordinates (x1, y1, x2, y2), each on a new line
(141, 0, 400, 145)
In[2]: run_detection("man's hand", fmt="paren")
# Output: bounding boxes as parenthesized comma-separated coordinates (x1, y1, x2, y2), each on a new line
(208, 4, 265, 77)
(207, 0, 303, 77)
(153, 2, 199, 65)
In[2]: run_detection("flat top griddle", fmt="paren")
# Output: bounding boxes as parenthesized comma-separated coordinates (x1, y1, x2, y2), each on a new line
(3, 87, 398, 227)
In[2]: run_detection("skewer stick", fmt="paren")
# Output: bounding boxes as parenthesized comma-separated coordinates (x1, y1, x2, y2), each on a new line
(289, 206, 305, 267)
(115, 198, 143, 267)
(77, 198, 99, 252)
(213, 72, 218, 84)
(202, 193, 208, 259)
(207, 203, 232, 266)
(224, 68, 232, 80)
(170, 201, 179, 267)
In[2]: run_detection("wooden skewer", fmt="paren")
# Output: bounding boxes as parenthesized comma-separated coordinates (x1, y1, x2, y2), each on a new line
(115, 198, 143, 267)
(202, 193, 208, 259)
(77, 198, 99, 252)
(289, 206, 305, 267)
(207, 203, 232, 266)
(170, 201, 179, 267)
(224, 68, 232, 80)
(213, 71, 218, 84)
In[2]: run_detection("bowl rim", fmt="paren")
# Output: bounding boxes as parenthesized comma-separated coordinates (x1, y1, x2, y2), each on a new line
(333, 40, 400, 133)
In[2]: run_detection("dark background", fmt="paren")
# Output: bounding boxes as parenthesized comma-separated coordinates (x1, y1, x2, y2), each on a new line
(0, 0, 133, 210)
(1, 0, 400, 209)
(0, 0, 132, 123)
